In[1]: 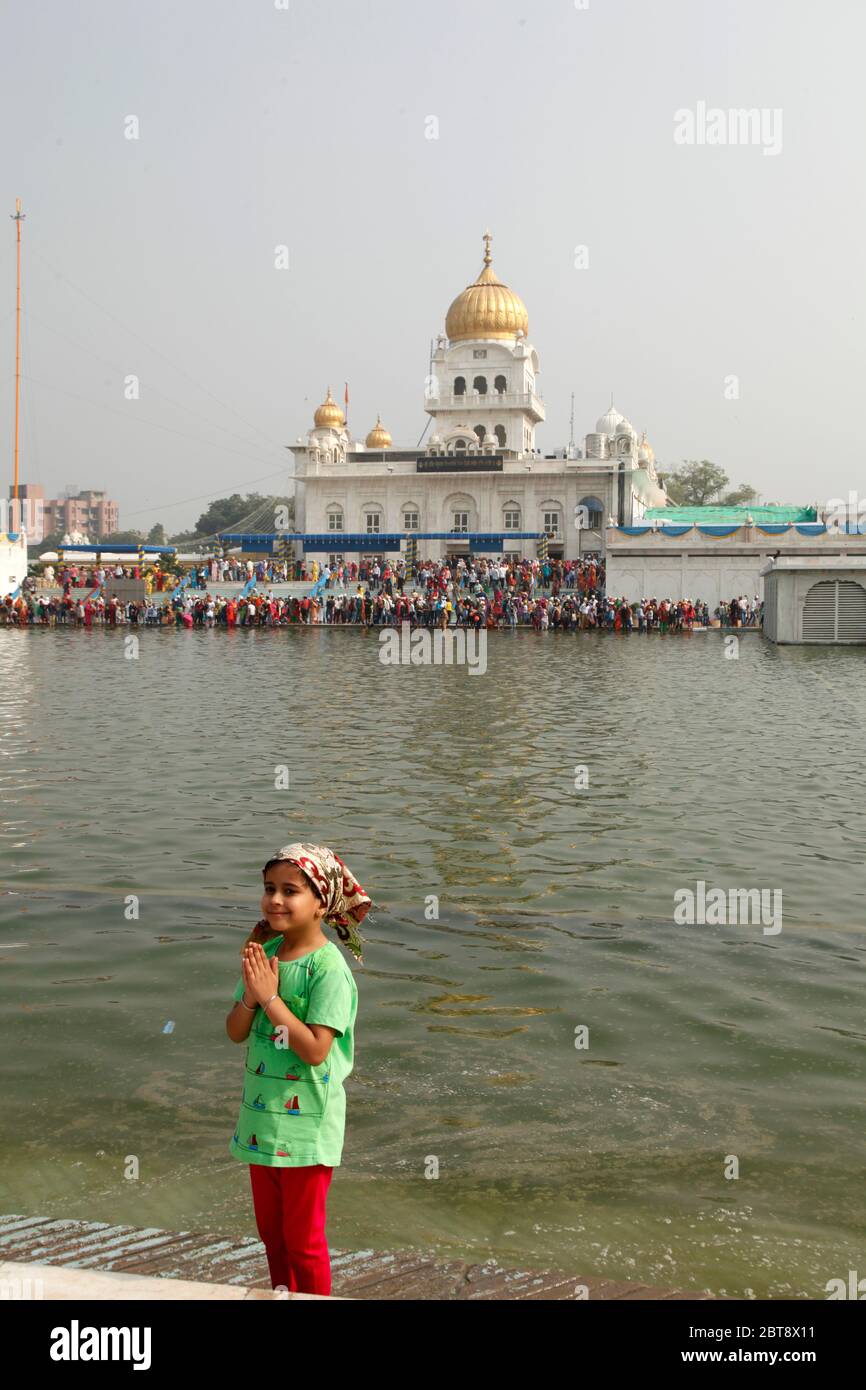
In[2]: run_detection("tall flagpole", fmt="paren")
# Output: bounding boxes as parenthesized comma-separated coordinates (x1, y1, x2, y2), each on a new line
(11, 198, 25, 506)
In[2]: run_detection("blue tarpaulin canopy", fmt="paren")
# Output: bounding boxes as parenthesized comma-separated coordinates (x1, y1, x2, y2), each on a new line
(218, 531, 549, 554)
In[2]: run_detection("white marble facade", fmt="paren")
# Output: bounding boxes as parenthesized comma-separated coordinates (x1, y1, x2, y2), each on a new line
(290, 235, 667, 564)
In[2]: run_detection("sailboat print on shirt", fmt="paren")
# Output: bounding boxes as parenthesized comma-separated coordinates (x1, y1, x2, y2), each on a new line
(285, 1094, 301, 1115)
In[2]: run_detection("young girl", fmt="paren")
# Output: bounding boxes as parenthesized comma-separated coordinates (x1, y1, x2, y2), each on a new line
(226, 842, 371, 1296)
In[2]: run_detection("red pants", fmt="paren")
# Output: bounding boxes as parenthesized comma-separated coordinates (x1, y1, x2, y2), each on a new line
(249, 1162, 334, 1295)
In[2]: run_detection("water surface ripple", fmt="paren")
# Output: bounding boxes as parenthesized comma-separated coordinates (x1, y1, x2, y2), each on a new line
(1, 628, 864, 1296)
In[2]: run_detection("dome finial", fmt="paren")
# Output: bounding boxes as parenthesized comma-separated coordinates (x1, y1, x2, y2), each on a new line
(365, 413, 392, 449)
(445, 233, 528, 342)
(314, 385, 345, 429)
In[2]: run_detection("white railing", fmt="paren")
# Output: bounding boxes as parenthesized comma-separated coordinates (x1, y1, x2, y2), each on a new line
(425, 391, 545, 414)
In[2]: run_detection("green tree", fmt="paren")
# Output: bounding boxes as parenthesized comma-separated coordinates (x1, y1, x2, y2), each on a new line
(147, 523, 167, 545)
(658, 460, 759, 508)
(169, 493, 294, 543)
(195, 493, 271, 536)
(99, 529, 146, 544)
(35, 530, 65, 552)
(718, 483, 760, 507)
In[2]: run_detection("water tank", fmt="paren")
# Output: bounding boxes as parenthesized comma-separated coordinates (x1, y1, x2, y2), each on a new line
(585, 433, 608, 460)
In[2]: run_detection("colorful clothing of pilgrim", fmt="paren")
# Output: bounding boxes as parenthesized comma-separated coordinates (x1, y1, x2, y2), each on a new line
(229, 936, 357, 1168)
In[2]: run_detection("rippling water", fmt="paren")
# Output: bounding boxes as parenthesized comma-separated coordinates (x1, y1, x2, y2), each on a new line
(1, 626, 864, 1297)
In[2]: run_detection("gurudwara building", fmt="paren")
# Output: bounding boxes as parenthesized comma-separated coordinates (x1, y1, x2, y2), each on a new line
(291, 233, 668, 567)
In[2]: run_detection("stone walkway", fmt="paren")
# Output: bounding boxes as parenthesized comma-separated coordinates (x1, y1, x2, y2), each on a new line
(0, 1215, 717, 1300)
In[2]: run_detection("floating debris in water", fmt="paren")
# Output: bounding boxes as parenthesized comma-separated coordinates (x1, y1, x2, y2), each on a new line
(163, 1021, 175, 1034)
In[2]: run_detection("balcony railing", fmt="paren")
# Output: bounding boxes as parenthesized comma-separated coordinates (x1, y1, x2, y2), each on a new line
(425, 391, 545, 416)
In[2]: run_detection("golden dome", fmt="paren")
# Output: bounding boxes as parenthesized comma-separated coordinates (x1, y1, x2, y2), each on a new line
(638, 430, 655, 463)
(445, 231, 528, 343)
(314, 386, 345, 429)
(365, 414, 392, 449)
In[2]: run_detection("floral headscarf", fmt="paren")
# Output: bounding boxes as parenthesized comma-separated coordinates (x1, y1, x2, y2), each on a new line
(260, 842, 373, 963)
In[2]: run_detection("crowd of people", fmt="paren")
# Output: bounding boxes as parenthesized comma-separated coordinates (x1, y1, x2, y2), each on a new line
(42, 561, 167, 590)
(718, 595, 762, 627)
(33, 553, 602, 595)
(34, 558, 290, 593)
(2, 550, 765, 631)
(323, 555, 605, 598)
(1, 586, 763, 632)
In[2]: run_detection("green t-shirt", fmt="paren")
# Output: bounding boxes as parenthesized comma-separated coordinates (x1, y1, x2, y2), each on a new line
(228, 936, 357, 1168)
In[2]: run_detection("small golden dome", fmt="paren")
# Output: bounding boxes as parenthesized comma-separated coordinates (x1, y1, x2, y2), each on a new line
(314, 386, 345, 429)
(638, 430, 655, 463)
(365, 414, 392, 449)
(445, 231, 528, 343)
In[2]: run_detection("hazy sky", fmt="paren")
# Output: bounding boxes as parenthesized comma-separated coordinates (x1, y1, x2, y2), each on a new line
(1, 0, 863, 533)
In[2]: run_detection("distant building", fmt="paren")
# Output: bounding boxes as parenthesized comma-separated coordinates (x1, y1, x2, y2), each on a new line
(10, 484, 119, 538)
(291, 233, 668, 566)
(762, 557, 866, 643)
(606, 506, 866, 607)
(0, 532, 27, 595)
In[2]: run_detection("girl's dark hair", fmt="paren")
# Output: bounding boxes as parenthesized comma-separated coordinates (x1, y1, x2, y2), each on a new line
(262, 859, 324, 900)
(242, 866, 324, 954)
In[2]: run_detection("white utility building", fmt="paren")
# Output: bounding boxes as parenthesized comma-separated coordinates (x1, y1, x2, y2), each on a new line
(762, 557, 866, 644)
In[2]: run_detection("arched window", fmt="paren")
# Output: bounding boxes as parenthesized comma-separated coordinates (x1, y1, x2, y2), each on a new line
(362, 504, 384, 535)
(540, 501, 563, 537)
(503, 504, 521, 530)
(578, 496, 604, 530)
(454, 376, 466, 396)
(494, 374, 507, 394)
(445, 493, 475, 533)
(326, 504, 344, 533)
(473, 376, 488, 395)
(494, 424, 506, 447)
(454, 438, 467, 451)
(473, 425, 485, 445)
